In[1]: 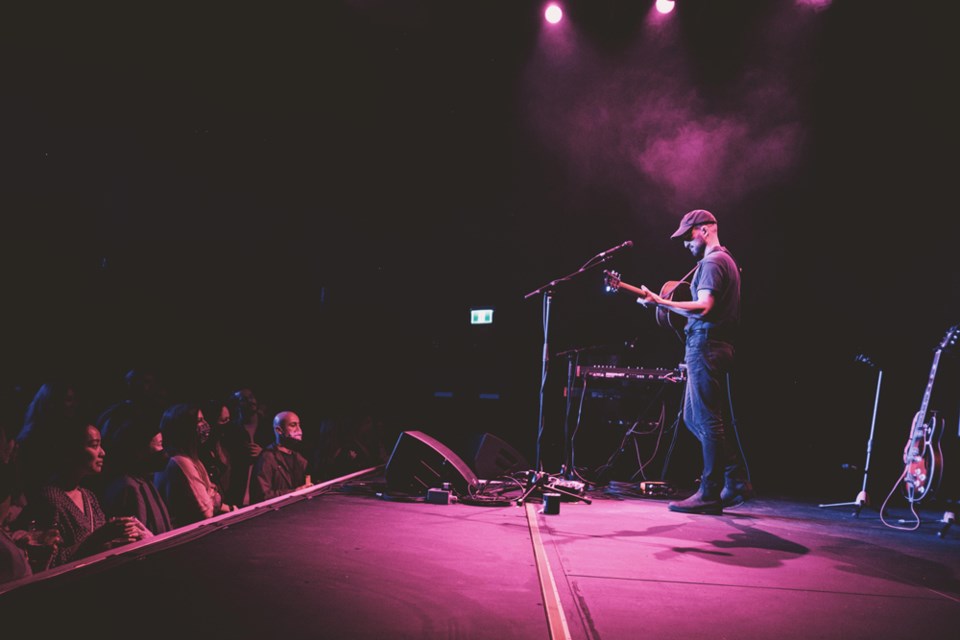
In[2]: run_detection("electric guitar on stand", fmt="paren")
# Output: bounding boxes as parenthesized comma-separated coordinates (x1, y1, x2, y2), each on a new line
(900, 324, 959, 503)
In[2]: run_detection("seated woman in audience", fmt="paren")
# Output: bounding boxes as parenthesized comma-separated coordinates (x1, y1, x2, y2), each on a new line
(21, 417, 151, 569)
(98, 406, 173, 536)
(199, 397, 232, 498)
(15, 379, 83, 499)
(1, 462, 39, 583)
(154, 403, 236, 527)
(1, 395, 59, 579)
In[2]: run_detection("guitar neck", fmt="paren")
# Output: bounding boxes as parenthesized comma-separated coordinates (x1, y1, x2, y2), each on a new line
(615, 281, 645, 297)
(915, 348, 944, 431)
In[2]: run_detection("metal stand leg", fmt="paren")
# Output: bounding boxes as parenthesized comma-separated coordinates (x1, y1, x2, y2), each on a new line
(515, 471, 592, 506)
(820, 366, 883, 516)
(937, 510, 955, 538)
(516, 471, 593, 506)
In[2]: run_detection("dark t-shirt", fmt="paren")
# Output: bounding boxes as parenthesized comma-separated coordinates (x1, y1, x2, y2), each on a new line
(686, 246, 741, 337)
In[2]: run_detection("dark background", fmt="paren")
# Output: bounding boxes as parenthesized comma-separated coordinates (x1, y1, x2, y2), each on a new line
(2, 1, 958, 502)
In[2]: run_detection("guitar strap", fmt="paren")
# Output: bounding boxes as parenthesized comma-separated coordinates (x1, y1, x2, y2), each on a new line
(679, 263, 699, 287)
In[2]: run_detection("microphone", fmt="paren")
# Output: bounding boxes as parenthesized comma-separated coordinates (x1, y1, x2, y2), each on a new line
(854, 354, 876, 368)
(597, 240, 633, 258)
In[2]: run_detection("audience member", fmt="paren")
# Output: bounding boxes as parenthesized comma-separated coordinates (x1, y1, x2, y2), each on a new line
(199, 397, 232, 497)
(250, 411, 312, 503)
(154, 403, 236, 527)
(0, 394, 27, 530)
(98, 408, 173, 535)
(19, 417, 151, 569)
(0, 405, 18, 466)
(15, 380, 83, 497)
(222, 387, 272, 507)
(122, 367, 169, 414)
(1, 462, 37, 583)
(314, 410, 389, 480)
(96, 367, 169, 448)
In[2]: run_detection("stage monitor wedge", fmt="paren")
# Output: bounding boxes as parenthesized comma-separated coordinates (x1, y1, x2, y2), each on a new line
(468, 432, 530, 479)
(385, 430, 479, 497)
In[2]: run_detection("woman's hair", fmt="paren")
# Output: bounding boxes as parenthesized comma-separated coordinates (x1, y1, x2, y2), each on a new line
(16, 381, 89, 491)
(98, 403, 160, 477)
(46, 417, 99, 477)
(159, 402, 202, 459)
(200, 398, 229, 427)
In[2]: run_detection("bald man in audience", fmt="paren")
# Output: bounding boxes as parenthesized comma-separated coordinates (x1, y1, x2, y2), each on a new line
(249, 411, 313, 503)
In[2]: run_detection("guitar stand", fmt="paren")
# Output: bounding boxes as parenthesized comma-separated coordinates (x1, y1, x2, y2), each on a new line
(820, 363, 883, 517)
(937, 510, 956, 538)
(515, 471, 592, 507)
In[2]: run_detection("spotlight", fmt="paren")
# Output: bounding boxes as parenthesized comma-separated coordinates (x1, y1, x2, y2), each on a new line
(544, 3, 563, 25)
(655, 0, 676, 15)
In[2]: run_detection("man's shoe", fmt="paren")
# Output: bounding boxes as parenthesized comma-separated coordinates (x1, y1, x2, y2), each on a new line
(668, 492, 723, 515)
(720, 483, 754, 508)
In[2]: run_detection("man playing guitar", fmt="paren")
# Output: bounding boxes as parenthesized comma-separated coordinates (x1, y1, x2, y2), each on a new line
(615, 209, 751, 514)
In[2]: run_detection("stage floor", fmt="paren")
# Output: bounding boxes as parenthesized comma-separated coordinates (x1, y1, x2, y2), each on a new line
(2, 471, 959, 639)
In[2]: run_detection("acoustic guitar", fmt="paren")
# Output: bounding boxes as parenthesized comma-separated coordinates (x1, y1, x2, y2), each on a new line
(603, 270, 691, 341)
(901, 323, 959, 503)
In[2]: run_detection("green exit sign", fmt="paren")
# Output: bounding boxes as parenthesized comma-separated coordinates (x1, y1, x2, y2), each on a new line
(470, 308, 494, 325)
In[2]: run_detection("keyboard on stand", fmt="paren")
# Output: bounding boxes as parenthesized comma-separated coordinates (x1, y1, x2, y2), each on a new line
(575, 364, 687, 383)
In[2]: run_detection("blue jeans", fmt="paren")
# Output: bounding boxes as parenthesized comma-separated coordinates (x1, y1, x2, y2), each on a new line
(683, 332, 745, 499)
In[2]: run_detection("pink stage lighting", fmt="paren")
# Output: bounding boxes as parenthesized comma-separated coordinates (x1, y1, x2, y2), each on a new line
(544, 3, 563, 25)
(655, 0, 676, 15)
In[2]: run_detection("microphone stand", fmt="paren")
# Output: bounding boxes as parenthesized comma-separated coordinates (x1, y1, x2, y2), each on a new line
(819, 356, 883, 516)
(523, 244, 629, 478)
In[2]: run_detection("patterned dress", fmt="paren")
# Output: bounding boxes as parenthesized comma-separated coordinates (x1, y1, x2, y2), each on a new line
(32, 485, 107, 568)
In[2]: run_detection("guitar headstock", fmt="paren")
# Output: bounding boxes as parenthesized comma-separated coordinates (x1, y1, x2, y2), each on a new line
(603, 270, 621, 293)
(939, 324, 960, 352)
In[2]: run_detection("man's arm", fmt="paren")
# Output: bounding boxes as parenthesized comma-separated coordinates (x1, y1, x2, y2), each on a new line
(637, 287, 714, 319)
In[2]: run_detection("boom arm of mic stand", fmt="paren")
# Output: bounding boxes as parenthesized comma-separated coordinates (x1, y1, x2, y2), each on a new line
(523, 253, 616, 299)
(524, 281, 557, 300)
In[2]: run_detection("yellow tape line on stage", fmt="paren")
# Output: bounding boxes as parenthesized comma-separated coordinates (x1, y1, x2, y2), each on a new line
(525, 502, 573, 640)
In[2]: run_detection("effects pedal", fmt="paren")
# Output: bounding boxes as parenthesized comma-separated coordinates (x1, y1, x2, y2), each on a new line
(639, 481, 672, 497)
(426, 487, 455, 505)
